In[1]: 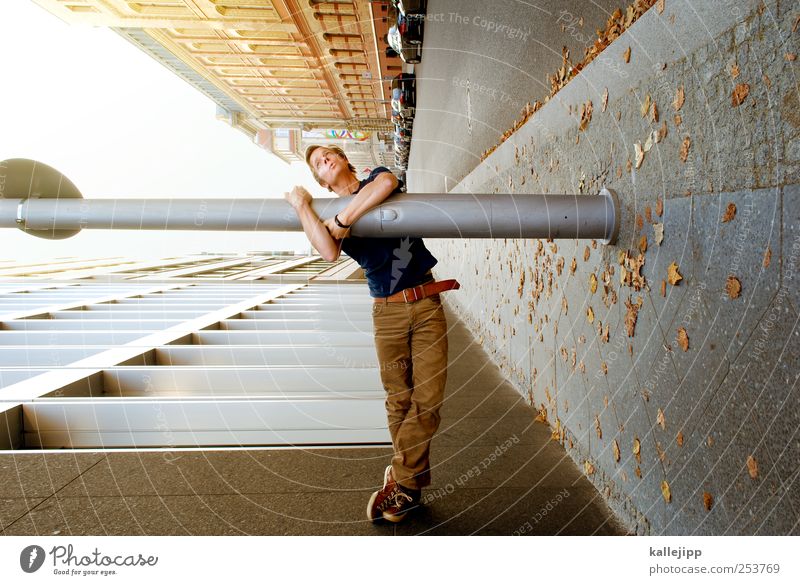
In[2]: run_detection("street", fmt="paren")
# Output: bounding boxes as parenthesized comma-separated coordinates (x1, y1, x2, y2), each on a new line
(408, 0, 622, 192)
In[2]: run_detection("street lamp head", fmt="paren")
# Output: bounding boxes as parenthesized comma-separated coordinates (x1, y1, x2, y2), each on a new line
(0, 158, 83, 240)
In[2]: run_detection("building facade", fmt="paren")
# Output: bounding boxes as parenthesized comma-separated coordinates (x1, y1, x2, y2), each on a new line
(0, 252, 391, 450)
(32, 0, 397, 169)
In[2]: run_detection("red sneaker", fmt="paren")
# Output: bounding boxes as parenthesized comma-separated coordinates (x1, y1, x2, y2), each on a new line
(381, 486, 420, 523)
(366, 465, 420, 523)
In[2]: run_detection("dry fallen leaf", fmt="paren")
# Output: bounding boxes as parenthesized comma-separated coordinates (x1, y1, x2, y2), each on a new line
(635, 142, 645, 168)
(707, 436, 714, 448)
(618, 252, 646, 291)
(570, 257, 577, 274)
(661, 480, 672, 503)
(645, 206, 652, 223)
(625, 299, 642, 337)
(726, 275, 742, 299)
(746, 455, 758, 479)
(579, 99, 593, 131)
(703, 491, 714, 511)
(650, 101, 659, 123)
(673, 85, 685, 111)
(763, 247, 772, 268)
(676, 431, 684, 447)
(732, 83, 750, 107)
(654, 223, 664, 245)
(633, 438, 641, 463)
(786, 52, 797, 61)
(656, 197, 664, 217)
(680, 136, 691, 162)
(595, 415, 602, 439)
(643, 130, 656, 153)
(677, 327, 690, 351)
(636, 214, 644, 232)
(601, 323, 609, 343)
(623, 46, 631, 63)
(641, 93, 651, 118)
(657, 120, 668, 142)
(657, 408, 666, 430)
(657, 0, 665, 13)
(661, 279, 667, 297)
(587, 306, 595, 323)
(721, 202, 737, 222)
(667, 262, 683, 285)
(602, 87, 609, 112)
(590, 273, 598, 294)
(613, 439, 621, 462)
(730, 63, 740, 78)
(584, 245, 591, 262)
(639, 234, 648, 254)
(585, 461, 595, 475)
(635, 466, 642, 478)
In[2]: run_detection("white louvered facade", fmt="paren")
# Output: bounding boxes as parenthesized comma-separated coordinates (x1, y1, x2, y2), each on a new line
(0, 253, 390, 450)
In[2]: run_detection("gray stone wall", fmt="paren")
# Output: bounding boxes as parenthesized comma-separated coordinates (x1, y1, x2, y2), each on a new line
(429, 0, 799, 534)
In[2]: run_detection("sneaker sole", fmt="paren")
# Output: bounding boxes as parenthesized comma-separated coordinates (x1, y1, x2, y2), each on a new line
(382, 505, 416, 523)
(381, 511, 406, 523)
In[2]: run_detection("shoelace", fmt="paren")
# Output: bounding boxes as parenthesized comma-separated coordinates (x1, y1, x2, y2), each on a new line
(377, 486, 412, 512)
(391, 490, 413, 507)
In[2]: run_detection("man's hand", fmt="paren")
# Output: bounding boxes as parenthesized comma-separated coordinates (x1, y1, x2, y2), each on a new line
(323, 215, 351, 239)
(285, 186, 313, 210)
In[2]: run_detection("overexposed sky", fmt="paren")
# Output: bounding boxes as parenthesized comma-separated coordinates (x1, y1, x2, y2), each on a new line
(0, 0, 330, 262)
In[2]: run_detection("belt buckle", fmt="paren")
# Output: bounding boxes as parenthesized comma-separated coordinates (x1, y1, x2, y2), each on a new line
(402, 285, 422, 303)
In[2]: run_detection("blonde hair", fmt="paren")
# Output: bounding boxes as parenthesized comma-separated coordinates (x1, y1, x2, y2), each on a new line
(304, 144, 356, 189)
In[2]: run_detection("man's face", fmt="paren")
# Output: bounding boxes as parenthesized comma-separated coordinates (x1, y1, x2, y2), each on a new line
(309, 147, 345, 188)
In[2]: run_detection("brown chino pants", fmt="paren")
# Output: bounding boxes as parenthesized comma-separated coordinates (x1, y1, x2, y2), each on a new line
(371, 293, 449, 491)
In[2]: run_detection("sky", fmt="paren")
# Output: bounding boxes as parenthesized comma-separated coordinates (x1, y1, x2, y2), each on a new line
(0, 0, 331, 262)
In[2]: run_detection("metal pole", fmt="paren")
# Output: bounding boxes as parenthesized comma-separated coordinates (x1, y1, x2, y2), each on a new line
(0, 192, 619, 244)
(0, 159, 620, 244)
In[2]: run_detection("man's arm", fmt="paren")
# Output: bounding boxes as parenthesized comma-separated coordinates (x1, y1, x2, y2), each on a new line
(285, 187, 343, 262)
(336, 171, 399, 227)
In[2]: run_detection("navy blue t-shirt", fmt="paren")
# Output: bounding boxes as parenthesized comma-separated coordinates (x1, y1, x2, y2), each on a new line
(339, 167, 438, 298)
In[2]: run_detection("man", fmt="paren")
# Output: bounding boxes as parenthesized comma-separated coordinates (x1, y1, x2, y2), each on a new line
(284, 145, 459, 523)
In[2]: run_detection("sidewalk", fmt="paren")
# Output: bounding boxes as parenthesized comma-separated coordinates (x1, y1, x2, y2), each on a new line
(0, 304, 627, 536)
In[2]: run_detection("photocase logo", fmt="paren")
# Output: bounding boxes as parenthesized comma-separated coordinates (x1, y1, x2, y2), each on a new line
(20, 545, 46, 573)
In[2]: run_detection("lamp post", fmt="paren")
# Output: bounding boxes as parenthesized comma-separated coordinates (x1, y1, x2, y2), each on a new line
(0, 158, 619, 244)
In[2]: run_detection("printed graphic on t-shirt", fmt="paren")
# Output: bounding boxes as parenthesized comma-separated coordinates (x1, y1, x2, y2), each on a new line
(390, 236, 413, 292)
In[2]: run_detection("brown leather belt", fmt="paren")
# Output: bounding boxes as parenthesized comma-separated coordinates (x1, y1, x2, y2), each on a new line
(374, 278, 461, 303)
